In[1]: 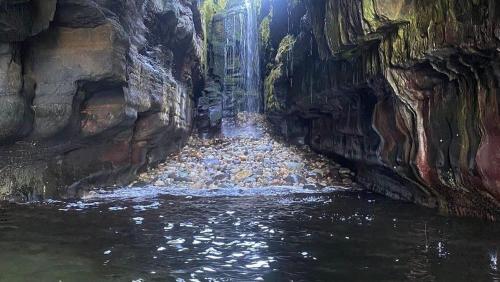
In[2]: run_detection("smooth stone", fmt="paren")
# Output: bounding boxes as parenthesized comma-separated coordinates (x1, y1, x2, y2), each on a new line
(203, 158, 221, 167)
(285, 162, 304, 171)
(339, 168, 351, 175)
(154, 180, 166, 186)
(233, 170, 252, 182)
(213, 173, 228, 181)
(285, 174, 304, 185)
(303, 184, 319, 190)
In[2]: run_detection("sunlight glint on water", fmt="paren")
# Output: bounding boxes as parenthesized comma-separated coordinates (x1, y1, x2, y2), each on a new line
(0, 191, 499, 281)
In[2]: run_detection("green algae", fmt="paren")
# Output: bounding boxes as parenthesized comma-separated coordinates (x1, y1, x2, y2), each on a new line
(275, 35, 296, 62)
(264, 35, 296, 111)
(259, 13, 271, 51)
(200, 0, 228, 73)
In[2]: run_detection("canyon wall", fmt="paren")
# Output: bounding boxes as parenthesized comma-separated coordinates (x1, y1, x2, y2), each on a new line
(261, 0, 500, 219)
(0, 0, 203, 200)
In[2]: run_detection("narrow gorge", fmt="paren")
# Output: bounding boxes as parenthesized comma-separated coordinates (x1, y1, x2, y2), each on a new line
(0, 0, 499, 281)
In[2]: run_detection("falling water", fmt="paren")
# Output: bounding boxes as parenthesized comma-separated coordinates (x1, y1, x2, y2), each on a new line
(243, 0, 261, 113)
(222, 0, 261, 115)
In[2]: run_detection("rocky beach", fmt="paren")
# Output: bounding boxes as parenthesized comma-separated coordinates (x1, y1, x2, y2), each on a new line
(136, 113, 357, 190)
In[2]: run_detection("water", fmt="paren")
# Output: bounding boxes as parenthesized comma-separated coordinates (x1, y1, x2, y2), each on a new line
(220, 113, 265, 139)
(242, 0, 261, 113)
(0, 188, 498, 281)
(222, 0, 261, 116)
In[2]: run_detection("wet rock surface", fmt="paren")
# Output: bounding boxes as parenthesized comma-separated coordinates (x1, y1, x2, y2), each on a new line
(259, 0, 500, 219)
(0, 0, 203, 200)
(196, 79, 223, 137)
(138, 113, 357, 190)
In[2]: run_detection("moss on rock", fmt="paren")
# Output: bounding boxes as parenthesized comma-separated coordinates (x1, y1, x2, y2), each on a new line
(200, 0, 228, 72)
(260, 0, 500, 219)
(259, 13, 271, 51)
(264, 35, 296, 112)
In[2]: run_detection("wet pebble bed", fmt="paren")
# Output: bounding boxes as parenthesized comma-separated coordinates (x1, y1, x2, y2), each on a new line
(136, 113, 358, 191)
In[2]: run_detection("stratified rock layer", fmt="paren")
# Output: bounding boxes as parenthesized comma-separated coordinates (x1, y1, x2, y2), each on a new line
(0, 0, 203, 200)
(262, 0, 499, 219)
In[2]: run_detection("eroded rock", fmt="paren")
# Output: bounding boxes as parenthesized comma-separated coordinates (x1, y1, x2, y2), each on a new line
(0, 0, 203, 200)
(261, 0, 500, 219)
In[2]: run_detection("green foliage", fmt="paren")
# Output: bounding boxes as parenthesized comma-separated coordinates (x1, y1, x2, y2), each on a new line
(200, 0, 228, 73)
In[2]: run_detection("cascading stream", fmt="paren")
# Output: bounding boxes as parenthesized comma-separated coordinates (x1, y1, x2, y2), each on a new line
(243, 0, 261, 113)
(222, 0, 261, 117)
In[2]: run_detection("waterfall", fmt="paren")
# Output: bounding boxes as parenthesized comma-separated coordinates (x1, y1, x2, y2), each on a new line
(222, 0, 261, 116)
(243, 0, 261, 113)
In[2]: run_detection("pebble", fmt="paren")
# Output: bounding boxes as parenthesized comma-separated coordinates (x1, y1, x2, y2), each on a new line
(138, 113, 357, 189)
(154, 180, 165, 186)
(339, 168, 351, 175)
(233, 170, 252, 182)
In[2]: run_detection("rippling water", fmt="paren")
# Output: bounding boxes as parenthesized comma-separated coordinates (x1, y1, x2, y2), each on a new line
(0, 187, 498, 281)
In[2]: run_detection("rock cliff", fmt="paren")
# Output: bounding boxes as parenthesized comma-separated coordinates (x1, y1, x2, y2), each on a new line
(0, 0, 203, 200)
(262, 0, 500, 219)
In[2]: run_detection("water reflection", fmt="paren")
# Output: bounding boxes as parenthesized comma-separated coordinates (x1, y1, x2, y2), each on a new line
(492, 251, 498, 265)
(0, 190, 498, 281)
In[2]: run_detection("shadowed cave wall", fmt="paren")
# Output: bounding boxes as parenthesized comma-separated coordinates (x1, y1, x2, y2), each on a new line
(0, 0, 203, 200)
(259, 0, 499, 219)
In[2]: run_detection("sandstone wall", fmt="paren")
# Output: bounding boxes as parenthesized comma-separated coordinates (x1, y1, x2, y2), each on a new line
(262, 0, 500, 219)
(0, 0, 203, 200)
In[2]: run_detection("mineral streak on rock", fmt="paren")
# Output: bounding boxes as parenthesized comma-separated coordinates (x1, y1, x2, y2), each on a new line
(0, 0, 203, 200)
(261, 0, 500, 219)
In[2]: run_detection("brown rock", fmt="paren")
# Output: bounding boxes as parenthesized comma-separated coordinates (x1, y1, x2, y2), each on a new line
(233, 170, 252, 182)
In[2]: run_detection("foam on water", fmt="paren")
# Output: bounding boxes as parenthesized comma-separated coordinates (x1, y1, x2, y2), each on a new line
(86, 185, 340, 202)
